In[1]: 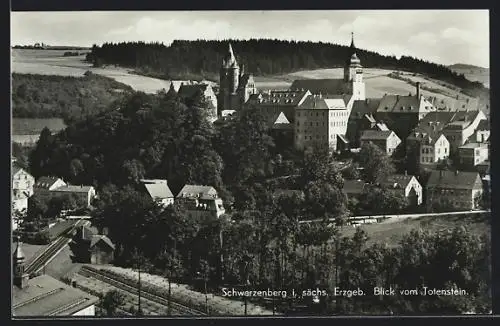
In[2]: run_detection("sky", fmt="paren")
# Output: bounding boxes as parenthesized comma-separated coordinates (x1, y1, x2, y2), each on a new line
(11, 10, 490, 68)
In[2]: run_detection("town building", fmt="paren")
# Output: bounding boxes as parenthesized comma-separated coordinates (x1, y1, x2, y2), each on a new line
(374, 83, 435, 140)
(427, 94, 480, 112)
(70, 225, 115, 265)
(441, 110, 487, 150)
(12, 239, 98, 316)
(418, 133, 450, 166)
(360, 130, 401, 156)
(139, 179, 175, 207)
(176, 185, 225, 220)
(425, 170, 483, 211)
(380, 173, 423, 206)
(290, 33, 365, 103)
(470, 119, 490, 143)
(245, 89, 311, 127)
(178, 83, 218, 122)
(34, 177, 96, 207)
(270, 112, 295, 148)
(294, 94, 351, 151)
(12, 162, 35, 214)
(457, 142, 489, 168)
(218, 43, 258, 113)
(346, 98, 383, 147)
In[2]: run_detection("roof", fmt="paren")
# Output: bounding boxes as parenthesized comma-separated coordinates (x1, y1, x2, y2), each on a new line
(177, 84, 211, 99)
(297, 95, 347, 111)
(381, 174, 416, 189)
(12, 274, 99, 316)
(459, 142, 488, 150)
(351, 99, 381, 117)
(272, 112, 293, 130)
(476, 119, 489, 131)
(79, 225, 95, 241)
(427, 170, 481, 190)
(343, 180, 366, 195)
(247, 90, 310, 107)
(90, 235, 115, 250)
(52, 185, 94, 193)
(177, 185, 218, 200)
(290, 79, 350, 96)
(360, 130, 394, 141)
(238, 74, 255, 88)
(376, 95, 434, 114)
(141, 180, 174, 199)
(375, 122, 389, 131)
(338, 134, 349, 144)
(34, 177, 65, 189)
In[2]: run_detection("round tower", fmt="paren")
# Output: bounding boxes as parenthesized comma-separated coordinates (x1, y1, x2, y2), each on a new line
(13, 237, 29, 289)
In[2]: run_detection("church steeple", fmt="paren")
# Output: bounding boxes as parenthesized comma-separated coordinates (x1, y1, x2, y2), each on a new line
(224, 43, 238, 68)
(350, 32, 355, 50)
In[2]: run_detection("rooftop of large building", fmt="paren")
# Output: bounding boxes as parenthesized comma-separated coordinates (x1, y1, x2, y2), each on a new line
(51, 185, 94, 193)
(350, 98, 381, 117)
(177, 185, 219, 200)
(426, 170, 481, 190)
(297, 94, 348, 111)
(177, 83, 213, 98)
(12, 274, 99, 316)
(34, 177, 66, 189)
(290, 79, 351, 96)
(247, 90, 310, 107)
(376, 94, 434, 114)
(140, 179, 174, 199)
(360, 130, 396, 141)
(380, 174, 417, 189)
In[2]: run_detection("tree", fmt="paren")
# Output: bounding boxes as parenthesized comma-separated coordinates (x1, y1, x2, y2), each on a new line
(357, 142, 396, 184)
(29, 127, 56, 178)
(360, 185, 409, 215)
(101, 290, 125, 316)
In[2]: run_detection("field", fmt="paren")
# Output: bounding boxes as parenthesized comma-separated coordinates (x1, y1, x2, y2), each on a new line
(12, 118, 66, 135)
(449, 64, 490, 89)
(340, 212, 490, 248)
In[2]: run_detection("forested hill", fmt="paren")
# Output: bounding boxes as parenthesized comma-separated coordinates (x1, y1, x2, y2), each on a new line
(87, 39, 486, 94)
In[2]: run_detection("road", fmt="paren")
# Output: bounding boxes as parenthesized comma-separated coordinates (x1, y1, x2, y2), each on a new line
(298, 209, 490, 225)
(25, 219, 88, 276)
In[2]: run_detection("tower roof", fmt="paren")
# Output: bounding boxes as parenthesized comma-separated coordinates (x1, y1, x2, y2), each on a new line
(350, 32, 355, 49)
(223, 42, 238, 68)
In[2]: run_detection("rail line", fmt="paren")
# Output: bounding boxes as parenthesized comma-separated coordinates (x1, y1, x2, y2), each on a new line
(25, 219, 87, 276)
(78, 266, 207, 316)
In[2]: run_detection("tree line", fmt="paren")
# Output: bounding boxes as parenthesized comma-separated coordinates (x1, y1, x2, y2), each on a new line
(86, 40, 486, 94)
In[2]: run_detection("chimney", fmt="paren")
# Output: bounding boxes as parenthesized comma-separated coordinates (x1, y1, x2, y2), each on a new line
(404, 170, 407, 176)
(416, 82, 421, 99)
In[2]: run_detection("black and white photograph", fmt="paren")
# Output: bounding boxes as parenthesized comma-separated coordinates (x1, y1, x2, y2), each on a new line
(11, 10, 491, 317)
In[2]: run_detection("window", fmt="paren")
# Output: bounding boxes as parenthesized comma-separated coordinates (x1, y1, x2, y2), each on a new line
(316, 112, 318, 116)
(437, 148, 440, 154)
(298, 112, 300, 117)
(316, 122, 319, 126)
(445, 148, 448, 154)
(297, 121, 300, 126)
(311, 122, 313, 126)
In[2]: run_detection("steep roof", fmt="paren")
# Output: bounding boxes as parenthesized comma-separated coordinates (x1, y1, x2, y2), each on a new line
(298, 95, 347, 111)
(343, 180, 366, 195)
(476, 119, 489, 131)
(52, 185, 94, 193)
(142, 181, 174, 200)
(381, 174, 416, 189)
(351, 99, 381, 117)
(34, 177, 65, 189)
(360, 130, 394, 141)
(427, 170, 481, 190)
(90, 235, 115, 250)
(178, 84, 211, 99)
(272, 112, 293, 130)
(290, 79, 350, 96)
(12, 274, 99, 316)
(238, 74, 255, 88)
(177, 185, 218, 200)
(247, 90, 310, 107)
(376, 95, 434, 114)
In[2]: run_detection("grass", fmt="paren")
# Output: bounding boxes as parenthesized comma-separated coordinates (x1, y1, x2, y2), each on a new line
(340, 212, 490, 247)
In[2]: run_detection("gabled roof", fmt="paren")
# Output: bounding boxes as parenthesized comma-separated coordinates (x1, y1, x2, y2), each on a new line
(476, 119, 489, 131)
(297, 95, 347, 111)
(376, 95, 434, 114)
(247, 90, 310, 107)
(12, 274, 99, 316)
(34, 177, 65, 189)
(141, 180, 174, 199)
(427, 170, 481, 190)
(351, 99, 381, 117)
(272, 112, 293, 130)
(238, 74, 255, 88)
(360, 130, 394, 141)
(381, 174, 416, 189)
(343, 180, 366, 195)
(177, 185, 218, 200)
(52, 185, 94, 193)
(90, 235, 115, 250)
(290, 79, 350, 96)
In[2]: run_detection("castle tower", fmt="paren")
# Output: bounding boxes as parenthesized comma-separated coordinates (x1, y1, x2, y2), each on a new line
(13, 237, 29, 289)
(219, 43, 241, 112)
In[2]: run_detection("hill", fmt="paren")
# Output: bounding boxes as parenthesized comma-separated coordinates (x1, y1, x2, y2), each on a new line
(87, 39, 488, 98)
(11, 72, 134, 123)
(448, 63, 490, 89)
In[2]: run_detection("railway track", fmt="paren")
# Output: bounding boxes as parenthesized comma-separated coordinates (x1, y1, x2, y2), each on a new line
(25, 220, 87, 276)
(78, 266, 207, 316)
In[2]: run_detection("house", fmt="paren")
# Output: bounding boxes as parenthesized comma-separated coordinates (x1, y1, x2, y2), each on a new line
(471, 119, 490, 143)
(177, 185, 225, 219)
(457, 142, 489, 168)
(441, 110, 487, 150)
(374, 83, 435, 140)
(346, 98, 381, 147)
(419, 133, 450, 166)
(380, 173, 423, 206)
(178, 83, 218, 122)
(425, 170, 483, 211)
(140, 179, 175, 207)
(360, 130, 401, 155)
(294, 94, 351, 151)
(12, 240, 99, 316)
(12, 163, 35, 214)
(34, 177, 96, 207)
(291, 33, 365, 103)
(70, 225, 115, 265)
(342, 180, 367, 198)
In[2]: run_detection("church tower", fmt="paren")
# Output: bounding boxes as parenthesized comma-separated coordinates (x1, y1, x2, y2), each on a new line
(219, 43, 240, 112)
(13, 237, 29, 289)
(344, 33, 365, 101)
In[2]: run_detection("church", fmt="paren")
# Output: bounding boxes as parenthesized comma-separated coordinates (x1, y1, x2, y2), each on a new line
(217, 43, 258, 113)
